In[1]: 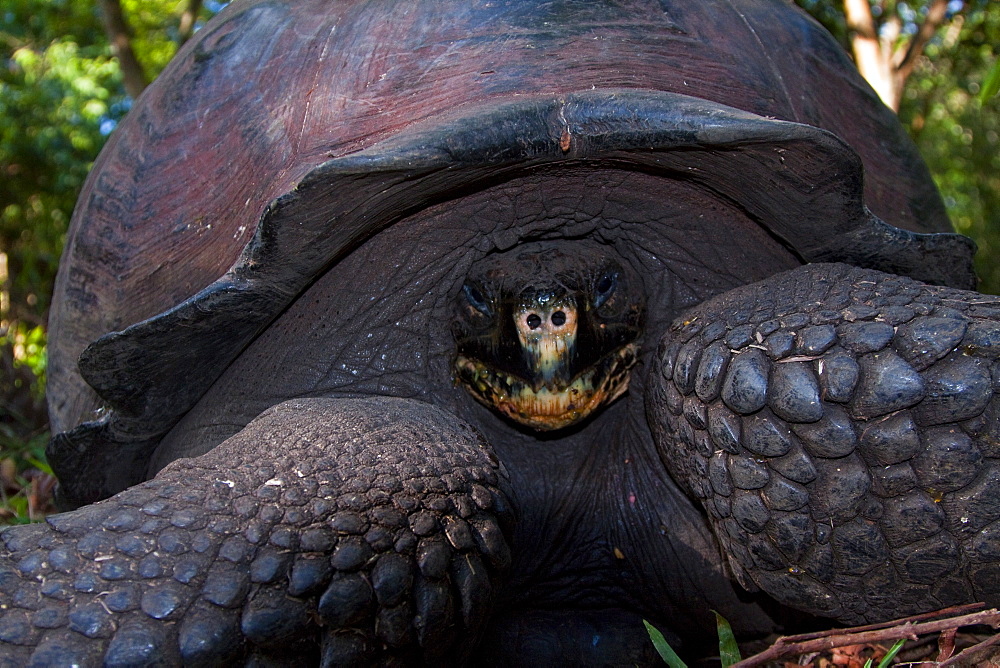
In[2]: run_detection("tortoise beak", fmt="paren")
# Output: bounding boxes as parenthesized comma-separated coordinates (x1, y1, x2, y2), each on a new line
(454, 342, 637, 431)
(454, 291, 640, 431)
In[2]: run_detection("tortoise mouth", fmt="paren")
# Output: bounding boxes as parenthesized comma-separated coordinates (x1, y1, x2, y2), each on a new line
(454, 343, 638, 430)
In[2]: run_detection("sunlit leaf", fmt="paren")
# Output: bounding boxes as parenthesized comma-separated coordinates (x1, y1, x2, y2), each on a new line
(980, 58, 1000, 104)
(797, 1, 1000, 296)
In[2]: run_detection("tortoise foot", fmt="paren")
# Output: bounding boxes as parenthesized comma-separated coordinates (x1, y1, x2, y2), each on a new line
(648, 262, 1000, 624)
(0, 397, 511, 665)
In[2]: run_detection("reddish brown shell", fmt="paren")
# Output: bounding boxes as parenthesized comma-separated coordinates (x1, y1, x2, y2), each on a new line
(49, 0, 954, 436)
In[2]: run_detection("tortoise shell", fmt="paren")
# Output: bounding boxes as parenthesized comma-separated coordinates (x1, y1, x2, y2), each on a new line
(46, 0, 972, 505)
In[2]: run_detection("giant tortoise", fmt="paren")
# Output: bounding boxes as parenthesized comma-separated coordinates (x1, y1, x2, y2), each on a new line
(3, 0, 1000, 665)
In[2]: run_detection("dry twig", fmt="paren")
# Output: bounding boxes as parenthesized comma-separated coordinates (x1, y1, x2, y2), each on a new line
(733, 604, 1000, 667)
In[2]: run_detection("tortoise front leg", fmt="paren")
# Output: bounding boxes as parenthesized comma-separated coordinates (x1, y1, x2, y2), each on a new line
(0, 397, 511, 666)
(648, 262, 1000, 624)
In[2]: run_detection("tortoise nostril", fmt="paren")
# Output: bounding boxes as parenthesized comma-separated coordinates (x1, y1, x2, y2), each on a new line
(551, 311, 566, 326)
(526, 314, 542, 329)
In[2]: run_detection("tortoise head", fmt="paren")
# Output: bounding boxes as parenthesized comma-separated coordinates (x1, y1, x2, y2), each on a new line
(453, 242, 644, 431)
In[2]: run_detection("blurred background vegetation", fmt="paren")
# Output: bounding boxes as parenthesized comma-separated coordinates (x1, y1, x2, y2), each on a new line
(0, 0, 997, 522)
(0, 0, 224, 520)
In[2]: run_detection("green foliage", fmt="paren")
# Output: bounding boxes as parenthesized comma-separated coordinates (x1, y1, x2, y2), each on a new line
(0, 0, 219, 322)
(900, 2, 1000, 294)
(796, 0, 1000, 295)
(644, 614, 741, 667)
(1, 3, 120, 321)
(0, 322, 51, 523)
(0, 427, 52, 524)
(795, 0, 850, 46)
(0, 0, 221, 523)
(980, 58, 1000, 102)
(0, 1, 118, 523)
(116, 0, 210, 85)
(2, 322, 46, 387)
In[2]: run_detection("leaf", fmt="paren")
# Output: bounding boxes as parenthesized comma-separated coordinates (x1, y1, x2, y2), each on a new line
(877, 638, 907, 668)
(714, 611, 742, 667)
(980, 58, 1000, 104)
(643, 620, 688, 668)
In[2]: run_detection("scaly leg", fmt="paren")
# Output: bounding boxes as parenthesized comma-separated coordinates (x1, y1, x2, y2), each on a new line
(648, 262, 1000, 624)
(0, 397, 511, 666)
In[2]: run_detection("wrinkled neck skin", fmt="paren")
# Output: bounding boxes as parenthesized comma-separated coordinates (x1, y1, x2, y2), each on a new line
(469, 370, 769, 651)
(151, 166, 796, 650)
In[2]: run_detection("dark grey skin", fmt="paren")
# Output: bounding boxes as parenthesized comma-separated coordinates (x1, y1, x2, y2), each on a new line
(4, 1, 1000, 664)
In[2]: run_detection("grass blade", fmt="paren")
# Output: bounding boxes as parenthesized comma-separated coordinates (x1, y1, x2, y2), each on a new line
(714, 612, 742, 667)
(643, 620, 688, 668)
(877, 638, 907, 668)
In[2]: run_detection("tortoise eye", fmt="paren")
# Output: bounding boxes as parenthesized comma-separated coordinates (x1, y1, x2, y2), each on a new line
(594, 272, 618, 308)
(462, 283, 492, 316)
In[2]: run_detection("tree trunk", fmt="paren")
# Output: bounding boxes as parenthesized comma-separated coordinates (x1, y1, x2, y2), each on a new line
(895, 0, 950, 84)
(844, 0, 898, 109)
(842, 0, 952, 113)
(98, 0, 148, 99)
(178, 0, 203, 46)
